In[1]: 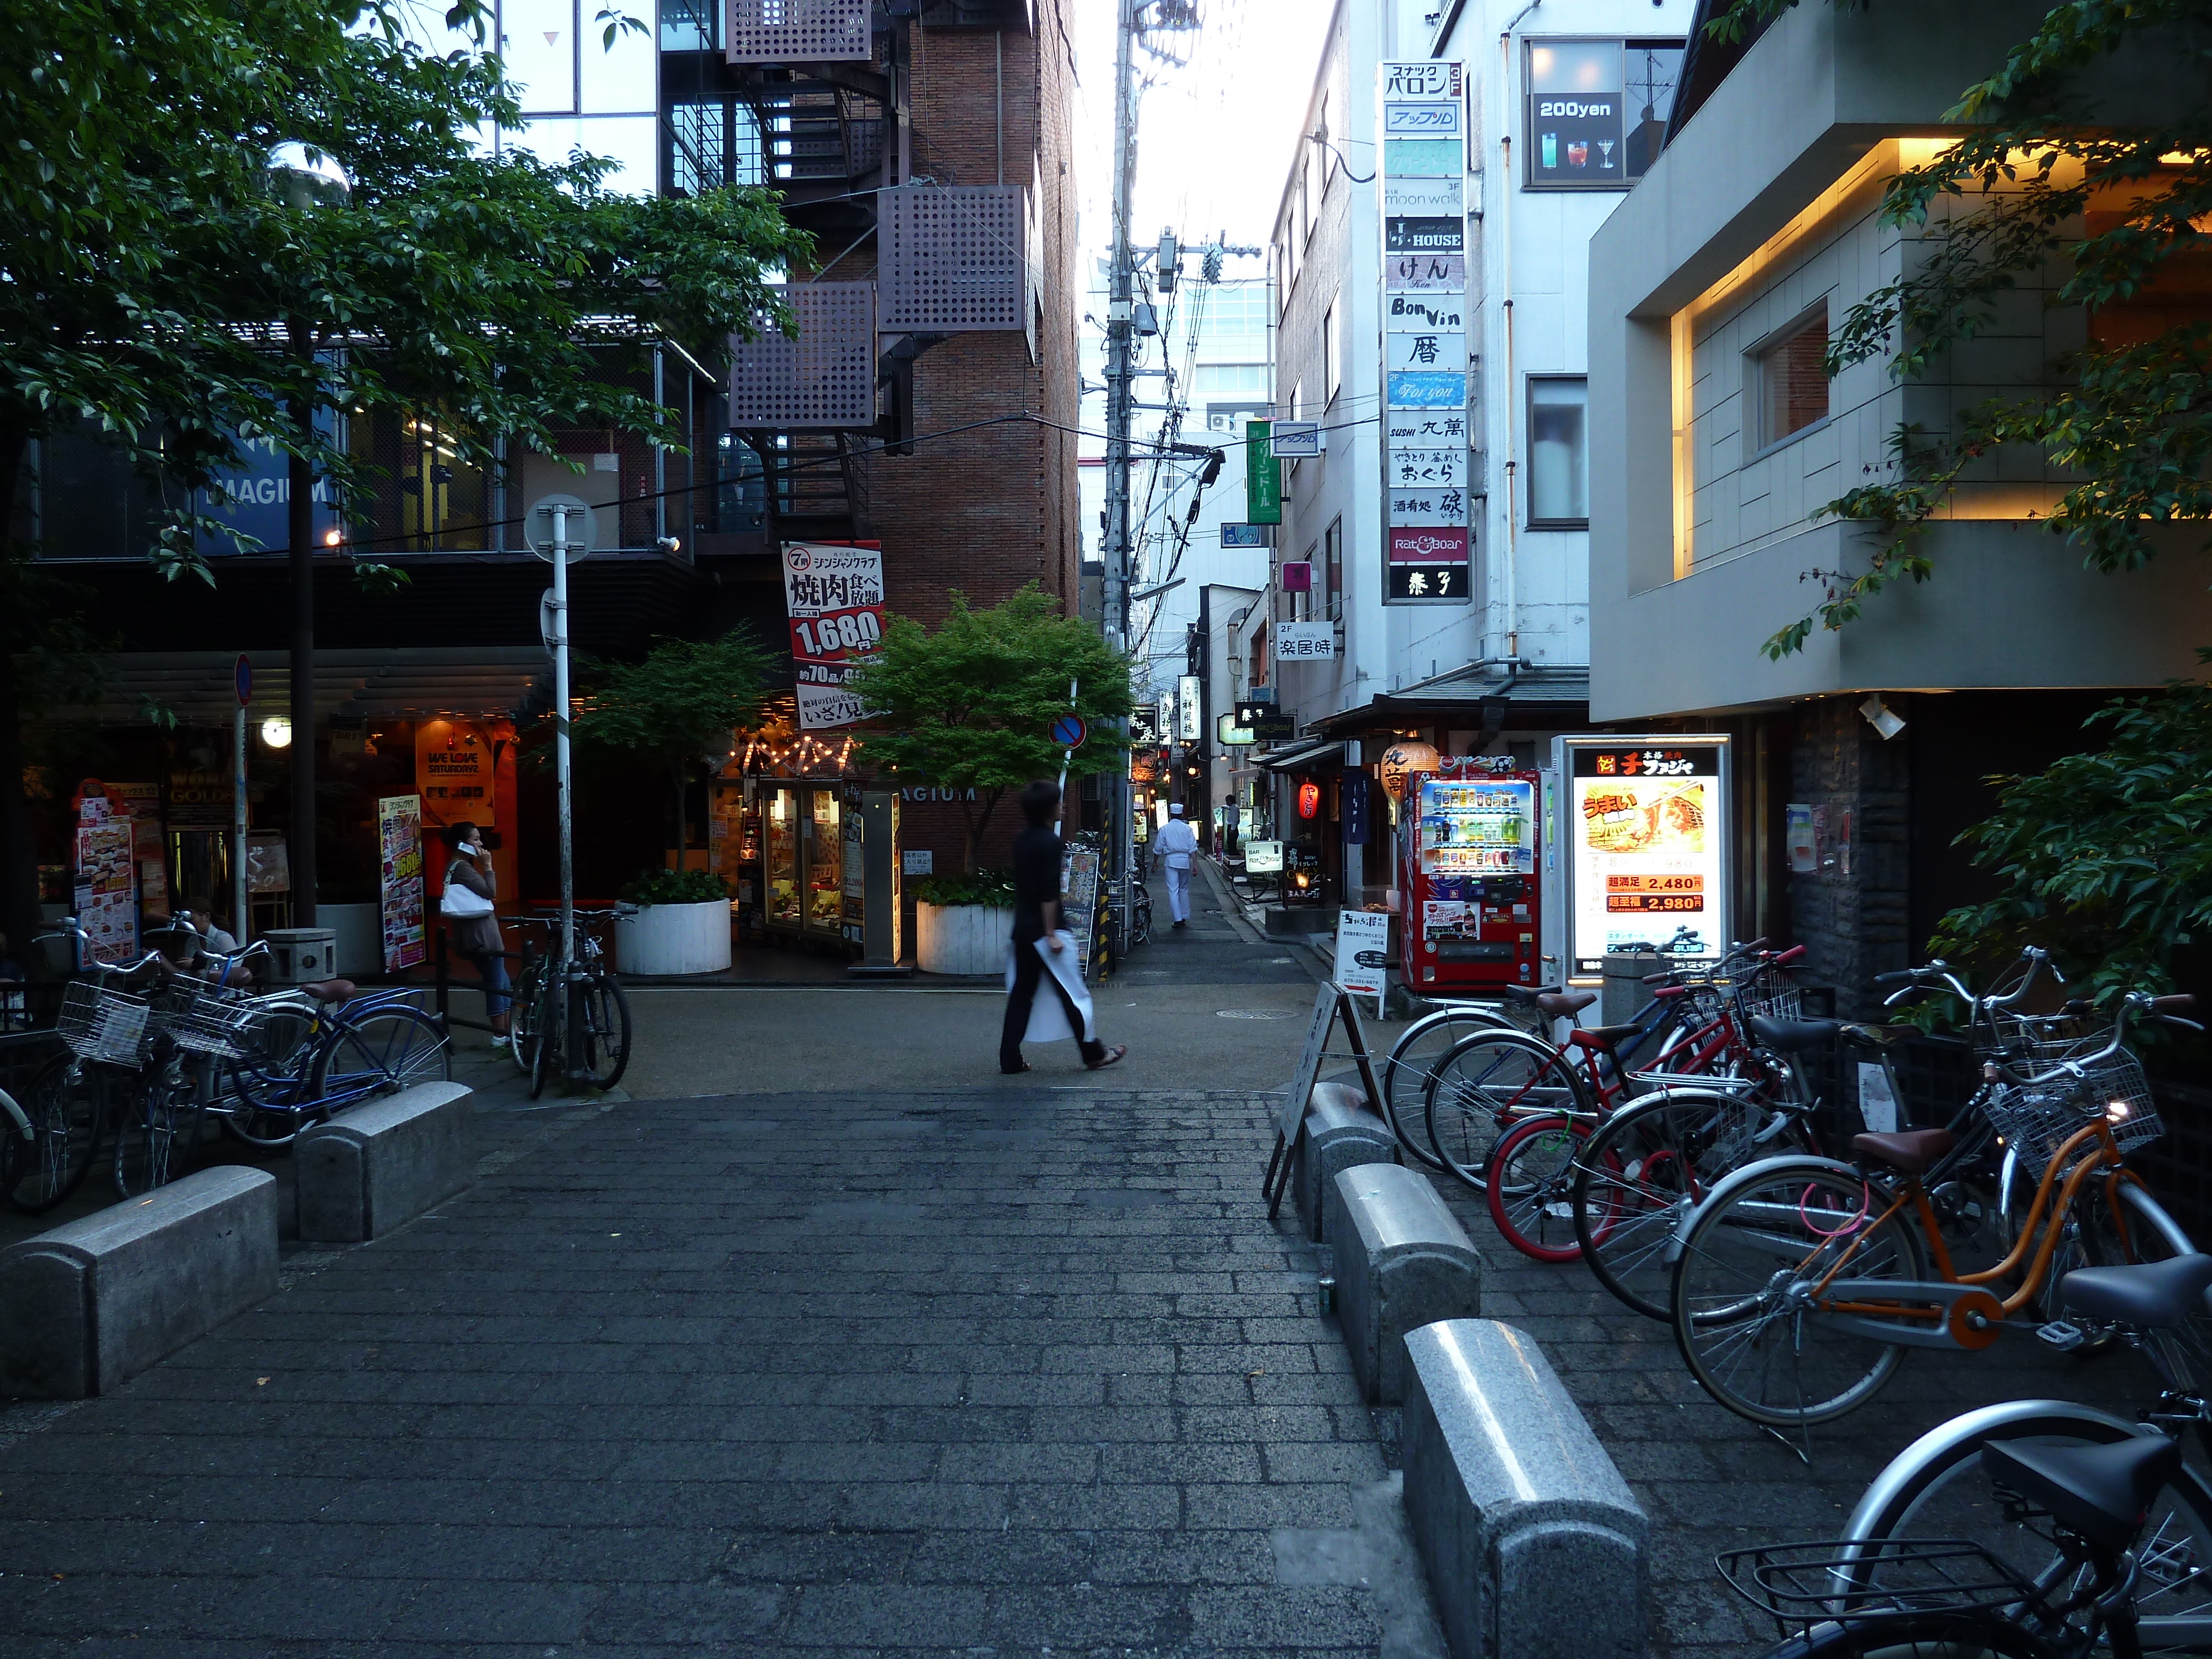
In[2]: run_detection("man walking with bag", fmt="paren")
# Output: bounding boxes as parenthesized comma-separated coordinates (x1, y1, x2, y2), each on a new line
(1154, 802, 1198, 930)
(1000, 780, 1127, 1076)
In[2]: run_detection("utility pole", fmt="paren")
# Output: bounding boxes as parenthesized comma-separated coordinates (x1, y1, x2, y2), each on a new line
(1104, 0, 1139, 943)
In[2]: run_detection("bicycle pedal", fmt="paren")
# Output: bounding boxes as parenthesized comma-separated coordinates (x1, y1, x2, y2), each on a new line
(2036, 1319, 2086, 1352)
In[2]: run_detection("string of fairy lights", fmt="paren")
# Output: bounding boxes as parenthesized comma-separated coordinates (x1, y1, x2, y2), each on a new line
(735, 733, 859, 775)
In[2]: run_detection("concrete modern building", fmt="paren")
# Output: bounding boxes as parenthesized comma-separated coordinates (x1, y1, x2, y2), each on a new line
(1257, 0, 1691, 907)
(1587, 0, 2212, 1007)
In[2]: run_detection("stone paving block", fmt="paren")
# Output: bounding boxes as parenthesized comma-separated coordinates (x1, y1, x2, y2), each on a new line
(1401, 1318, 1648, 1659)
(1328, 1163, 1484, 1406)
(0, 1166, 278, 1398)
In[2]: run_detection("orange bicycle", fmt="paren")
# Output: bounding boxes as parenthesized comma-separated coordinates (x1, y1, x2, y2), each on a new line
(1669, 979, 2202, 1431)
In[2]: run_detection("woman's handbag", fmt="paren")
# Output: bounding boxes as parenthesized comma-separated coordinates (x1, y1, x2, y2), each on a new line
(440, 877, 494, 920)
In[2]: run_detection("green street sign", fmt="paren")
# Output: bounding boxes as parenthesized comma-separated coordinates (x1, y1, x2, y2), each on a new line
(1245, 420, 1282, 525)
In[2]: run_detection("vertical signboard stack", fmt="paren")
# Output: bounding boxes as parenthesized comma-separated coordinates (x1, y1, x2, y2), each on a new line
(1378, 60, 1472, 606)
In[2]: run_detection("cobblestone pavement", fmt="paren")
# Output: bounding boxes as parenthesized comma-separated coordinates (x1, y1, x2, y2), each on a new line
(0, 1084, 1452, 1657)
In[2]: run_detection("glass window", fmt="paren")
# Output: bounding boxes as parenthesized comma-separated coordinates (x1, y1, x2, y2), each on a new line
(1323, 298, 1342, 406)
(1624, 40, 1684, 178)
(1524, 38, 1682, 190)
(1527, 377, 1589, 526)
(1194, 363, 1267, 394)
(1324, 517, 1343, 620)
(1752, 302, 1830, 451)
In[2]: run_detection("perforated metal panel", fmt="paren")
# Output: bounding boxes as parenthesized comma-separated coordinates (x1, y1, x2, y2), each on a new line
(725, 0, 872, 63)
(727, 283, 878, 429)
(879, 185, 1026, 332)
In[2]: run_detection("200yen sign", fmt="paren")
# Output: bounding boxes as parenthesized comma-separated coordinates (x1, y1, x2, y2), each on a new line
(791, 608, 883, 660)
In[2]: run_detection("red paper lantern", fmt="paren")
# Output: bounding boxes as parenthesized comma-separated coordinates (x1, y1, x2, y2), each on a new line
(1297, 780, 1322, 819)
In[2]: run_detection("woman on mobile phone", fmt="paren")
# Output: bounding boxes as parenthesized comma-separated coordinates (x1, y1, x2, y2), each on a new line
(441, 821, 510, 1036)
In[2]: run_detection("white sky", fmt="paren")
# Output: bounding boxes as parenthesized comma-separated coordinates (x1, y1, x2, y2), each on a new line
(1068, 0, 1334, 284)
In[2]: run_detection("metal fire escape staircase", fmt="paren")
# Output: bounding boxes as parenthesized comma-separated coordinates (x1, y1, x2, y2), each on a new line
(662, 0, 1036, 547)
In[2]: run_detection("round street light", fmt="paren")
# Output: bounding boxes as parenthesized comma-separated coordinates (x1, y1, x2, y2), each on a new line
(260, 717, 294, 749)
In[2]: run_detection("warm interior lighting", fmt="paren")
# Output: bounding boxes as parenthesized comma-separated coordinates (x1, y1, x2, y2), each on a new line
(323, 529, 342, 546)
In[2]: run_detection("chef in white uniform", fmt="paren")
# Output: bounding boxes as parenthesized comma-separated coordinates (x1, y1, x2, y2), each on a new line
(1154, 802, 1199, 928)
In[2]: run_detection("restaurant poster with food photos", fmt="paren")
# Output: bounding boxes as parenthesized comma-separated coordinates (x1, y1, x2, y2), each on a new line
(378, 794, 426, 971)
(72, 785, 140, 966)
(1558, 737, 1729, 977)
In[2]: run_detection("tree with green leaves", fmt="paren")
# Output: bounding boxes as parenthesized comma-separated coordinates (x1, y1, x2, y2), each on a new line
(0, 0, 809, 960)
(572, 630, 776, 869)
(1933, 679, 2212, 1001)
(845, 587, 1133, 872)
(1719, 0, 2212, 658)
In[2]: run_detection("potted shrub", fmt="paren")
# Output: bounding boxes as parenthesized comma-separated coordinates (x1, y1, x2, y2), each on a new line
(910, 868, 1016, 976)
(615, 867, 733, 976)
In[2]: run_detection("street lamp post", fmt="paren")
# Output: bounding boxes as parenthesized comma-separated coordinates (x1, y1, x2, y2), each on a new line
(265, 142, 352, 928)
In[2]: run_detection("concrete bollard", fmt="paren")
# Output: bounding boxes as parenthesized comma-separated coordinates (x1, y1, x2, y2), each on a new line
(0, 1166, 279, 1398)
(295, 1080, 474, 1244)
(1291, 1080, 1399, 1243)
(1402, 1319, 1648, 1659)
(1326, 1163, 1483, 1404)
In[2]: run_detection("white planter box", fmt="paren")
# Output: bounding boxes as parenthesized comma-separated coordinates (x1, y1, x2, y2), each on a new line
(915, 902, 1014, 977)
(615, 899, 733, 977)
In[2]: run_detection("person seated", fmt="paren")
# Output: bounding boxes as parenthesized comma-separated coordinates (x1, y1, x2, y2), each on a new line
(181, 895, 253, 988)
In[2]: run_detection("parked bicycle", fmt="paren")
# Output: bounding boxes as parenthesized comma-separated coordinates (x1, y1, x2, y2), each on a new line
(1724, 1255, 2212, 1656)
(509, 907, 632, 1098)
(1668, 978, 2200, 1432)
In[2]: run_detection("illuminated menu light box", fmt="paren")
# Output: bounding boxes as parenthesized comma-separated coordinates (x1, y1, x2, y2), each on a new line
(1557, 735, 1731, 977)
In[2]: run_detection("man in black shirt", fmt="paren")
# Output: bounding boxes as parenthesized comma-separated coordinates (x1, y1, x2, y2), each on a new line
(1001, 780, 1127, 1074)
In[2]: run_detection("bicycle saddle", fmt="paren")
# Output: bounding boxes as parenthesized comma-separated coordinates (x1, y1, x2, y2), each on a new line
(1501, 984, 1595, 1019)
(1851, 1128, 1955, 1175)
(1748, 1015, 1841, 1052)
(2059, 1255, 2212, 1329)
(300, 979, 356, 1003)
(1978, 1433, 2181, 1556)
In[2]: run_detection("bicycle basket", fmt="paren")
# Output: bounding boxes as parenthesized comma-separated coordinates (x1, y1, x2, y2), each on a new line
(149, 985, 260, 1061)
(1718, 1538, 2043, 1637)
(1982, 1050, 2163, 1165)
(1735, 961, 1804, 1021)
(56, 980, 152, 1065)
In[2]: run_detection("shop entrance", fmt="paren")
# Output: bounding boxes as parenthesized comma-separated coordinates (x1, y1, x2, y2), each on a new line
(762, 784, 848, 948)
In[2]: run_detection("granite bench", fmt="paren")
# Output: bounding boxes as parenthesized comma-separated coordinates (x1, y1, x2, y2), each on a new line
(1326, 1161, 1483, 1404)
(296, 1079, 474, 1243)
(0, 1165, 279, 1397)
(1402, 1318, 1649, 1659)
(1291, 1080, 1399, 1243)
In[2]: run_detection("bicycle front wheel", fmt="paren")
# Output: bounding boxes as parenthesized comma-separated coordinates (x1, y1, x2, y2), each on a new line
(1841, 1400, 2212, 1653)
(508, 962, 545, 1077)
(308, 1004, 451, 1107)
(1671, 1158, 1926, 1428)
(1575, 1088, 1799, 1321)
(1382, 1009, 1515, 1170)
(113, 1063, 193, 1198)
(1422, 1031, 1586, 1193)
(1486, 1114, 1599, 1261)
(3, 1059, 104, 1215)
(573, 971, 632, 1091)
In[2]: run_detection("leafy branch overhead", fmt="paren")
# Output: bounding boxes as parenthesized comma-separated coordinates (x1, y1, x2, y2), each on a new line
(845, 587, 1134, 870)
(1711, 1, 2212, 658)
(1, 0, 813, 586)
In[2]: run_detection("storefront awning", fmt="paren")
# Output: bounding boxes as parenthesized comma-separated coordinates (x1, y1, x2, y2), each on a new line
(1303, 661, 1591, 740)
(1254, 736, 1352, 773)
(47, 649, 554, 728)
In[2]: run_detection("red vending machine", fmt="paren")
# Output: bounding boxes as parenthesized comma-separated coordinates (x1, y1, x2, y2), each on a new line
(1399, 759, 1542, 991)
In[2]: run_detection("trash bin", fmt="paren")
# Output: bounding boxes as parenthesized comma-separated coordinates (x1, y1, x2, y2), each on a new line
(262, 928, 339, 987)
(1601, 948, 1665, 1025)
